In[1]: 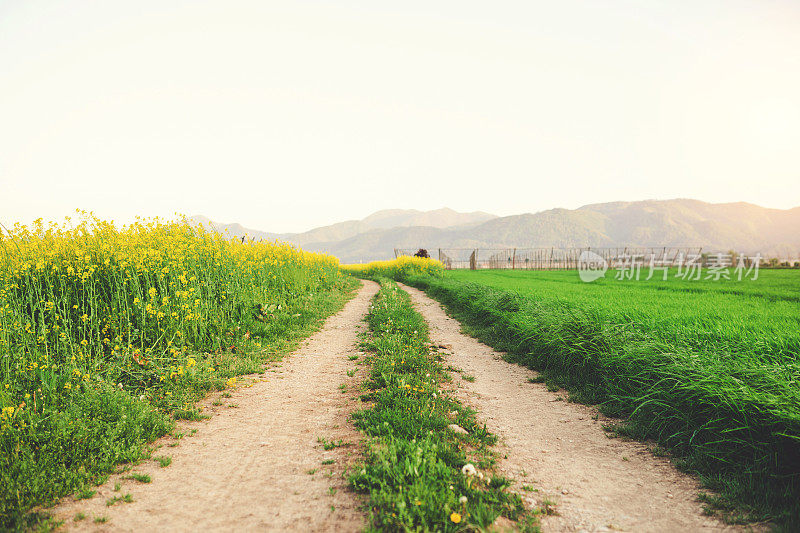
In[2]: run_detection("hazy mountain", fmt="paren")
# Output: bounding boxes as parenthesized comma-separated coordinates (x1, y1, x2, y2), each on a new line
(193, 200, 800, 263)
(302, 200, 800, 262)
(360, 208, 496, 230)
(190, 215, 281, 242)
(189, 208, 497, 247)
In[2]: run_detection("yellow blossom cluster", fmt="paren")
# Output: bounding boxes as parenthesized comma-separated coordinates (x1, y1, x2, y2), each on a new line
(0, 212, 342, 427)
(340, 255, 444, 279)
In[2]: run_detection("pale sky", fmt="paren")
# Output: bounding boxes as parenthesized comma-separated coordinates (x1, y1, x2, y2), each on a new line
(1, 1, 799, 233)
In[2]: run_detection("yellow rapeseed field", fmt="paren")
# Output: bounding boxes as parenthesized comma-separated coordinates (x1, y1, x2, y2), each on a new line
(0, 214, 351, 528)
(341, 255, 444, 280)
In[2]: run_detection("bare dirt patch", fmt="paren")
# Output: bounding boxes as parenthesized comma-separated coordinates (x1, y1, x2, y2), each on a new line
(400, 283, 748, 533)
(53, 280, 378, 532)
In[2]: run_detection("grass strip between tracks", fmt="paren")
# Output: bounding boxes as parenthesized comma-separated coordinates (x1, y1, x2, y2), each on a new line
(349, 278, 537, 532)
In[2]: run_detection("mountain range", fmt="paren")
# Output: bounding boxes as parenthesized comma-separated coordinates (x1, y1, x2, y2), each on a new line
(191, 199, 800, 263)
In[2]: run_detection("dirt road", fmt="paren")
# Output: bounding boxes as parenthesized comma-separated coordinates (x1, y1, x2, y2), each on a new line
(53, 278, 748, 532)
(55, 280, 377, 532)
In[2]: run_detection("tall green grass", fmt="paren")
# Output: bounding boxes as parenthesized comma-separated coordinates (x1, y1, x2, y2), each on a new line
(406, 270, 800, 527)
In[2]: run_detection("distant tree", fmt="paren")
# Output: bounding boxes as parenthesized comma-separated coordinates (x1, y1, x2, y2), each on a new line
(414, 248, 429, 258)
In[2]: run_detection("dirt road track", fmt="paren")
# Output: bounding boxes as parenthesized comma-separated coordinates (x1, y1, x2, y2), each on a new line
(55, 280, 377, 532)
(53, 278, 752, 533)
(400, 283, 741, 533)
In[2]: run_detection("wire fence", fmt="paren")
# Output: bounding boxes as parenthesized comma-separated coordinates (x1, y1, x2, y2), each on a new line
(393, 247, 766, 270)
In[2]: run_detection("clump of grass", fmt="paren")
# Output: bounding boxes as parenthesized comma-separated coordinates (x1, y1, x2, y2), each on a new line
(154, 456, 171, 468)
(125, 473, 151, 483)
(105, 493, 133, 507)
(539, 498, 558, 516)
(317, 437, 350, 451)
(349, 279, 534, 531)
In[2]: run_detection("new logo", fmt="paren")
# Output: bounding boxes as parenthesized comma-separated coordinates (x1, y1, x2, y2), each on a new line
(578, 250, 608, 283)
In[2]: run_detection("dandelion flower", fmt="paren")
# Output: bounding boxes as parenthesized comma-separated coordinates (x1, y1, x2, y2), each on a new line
(450, 512, 462, 524)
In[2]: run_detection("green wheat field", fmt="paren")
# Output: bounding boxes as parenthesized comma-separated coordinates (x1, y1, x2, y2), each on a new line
(405, 267, 800, 525)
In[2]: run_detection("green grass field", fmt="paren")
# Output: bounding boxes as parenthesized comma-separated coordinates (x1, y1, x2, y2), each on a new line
(405, 268, 800, 527)
(448, 269, 800, 363)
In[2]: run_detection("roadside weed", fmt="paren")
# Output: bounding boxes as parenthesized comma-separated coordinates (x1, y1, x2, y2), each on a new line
(125, 473, 151, 483)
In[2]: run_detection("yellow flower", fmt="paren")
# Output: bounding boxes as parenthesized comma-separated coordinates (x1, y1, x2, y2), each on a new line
(450, 512, 461, 524)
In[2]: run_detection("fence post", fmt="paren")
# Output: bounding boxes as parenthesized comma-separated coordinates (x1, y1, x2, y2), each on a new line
(512, 248, 516, 270)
